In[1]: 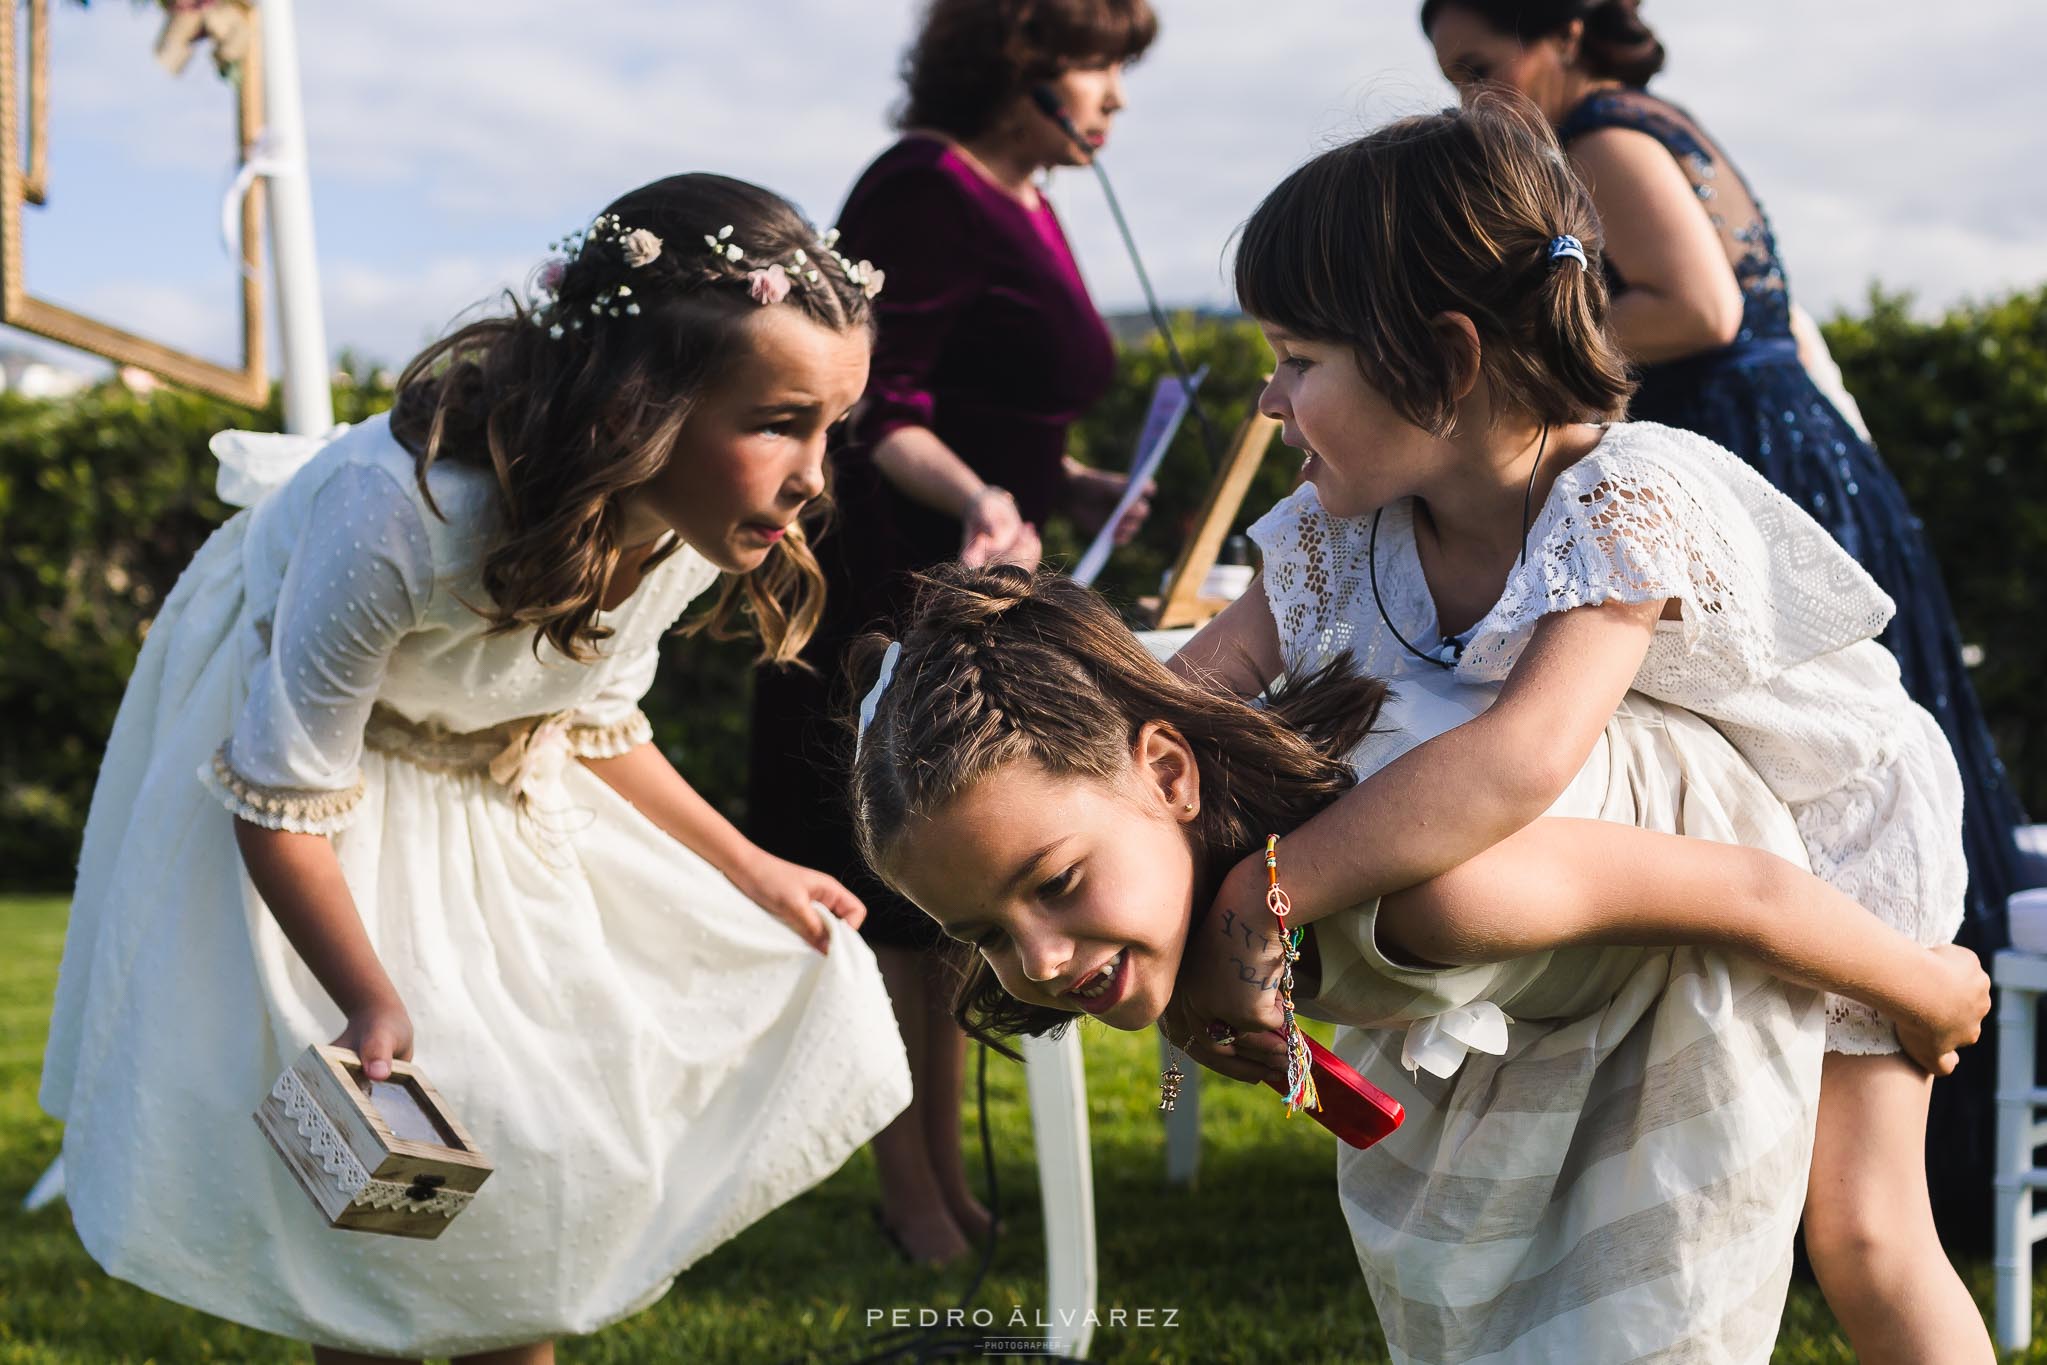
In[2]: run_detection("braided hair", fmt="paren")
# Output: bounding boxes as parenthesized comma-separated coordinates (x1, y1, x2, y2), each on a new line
(390, 173, 875, 664)
(850, 564, 1390, 1049)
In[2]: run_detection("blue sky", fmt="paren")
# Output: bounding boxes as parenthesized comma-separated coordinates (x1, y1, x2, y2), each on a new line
(9, 0, 2044, 374)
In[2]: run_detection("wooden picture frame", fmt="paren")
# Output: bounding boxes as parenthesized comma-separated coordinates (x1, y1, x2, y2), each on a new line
(21, 0, 45, 206)
(0, 0, 268, 405)
(1148, 407, 1280, 629)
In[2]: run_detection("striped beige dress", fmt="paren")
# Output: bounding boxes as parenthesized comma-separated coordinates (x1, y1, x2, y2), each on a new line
(1301, 676, 1825, 1363)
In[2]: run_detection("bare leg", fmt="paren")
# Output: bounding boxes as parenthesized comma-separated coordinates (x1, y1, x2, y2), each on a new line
(870, 944, 969, 1264)
(1803, 1053, 1992, 1364)
(919, 974, 993, 1243)
(453, 1346, 555, 1365)
(317, 1342, 554, 1365)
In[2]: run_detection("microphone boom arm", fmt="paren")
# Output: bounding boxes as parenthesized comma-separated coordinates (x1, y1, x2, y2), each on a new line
(1032, 87, 1225, 475)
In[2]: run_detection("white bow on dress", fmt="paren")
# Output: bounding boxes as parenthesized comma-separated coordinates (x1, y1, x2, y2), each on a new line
(1400, 1002, 1511, 1079)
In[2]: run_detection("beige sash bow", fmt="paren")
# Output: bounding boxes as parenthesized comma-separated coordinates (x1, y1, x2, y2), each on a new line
(486, 713, 574, 807)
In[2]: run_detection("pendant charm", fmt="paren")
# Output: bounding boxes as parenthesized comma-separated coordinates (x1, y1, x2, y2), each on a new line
(1159, 1056, 1186, 1112)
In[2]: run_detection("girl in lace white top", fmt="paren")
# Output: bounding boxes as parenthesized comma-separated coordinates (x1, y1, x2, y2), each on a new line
(39, 176, 910, 1362)
(1174, 102, 1989, 1360)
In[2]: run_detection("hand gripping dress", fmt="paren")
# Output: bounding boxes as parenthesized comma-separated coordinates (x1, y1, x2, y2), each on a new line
(39, 416, 911, 1356)
(1251, 488, 1841, 1362)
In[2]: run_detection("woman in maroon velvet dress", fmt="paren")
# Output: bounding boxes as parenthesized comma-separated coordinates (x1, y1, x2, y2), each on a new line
(748, 0, 1158, 1265)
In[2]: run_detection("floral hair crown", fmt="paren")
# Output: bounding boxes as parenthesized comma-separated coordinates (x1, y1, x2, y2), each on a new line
(530, 213, 882, 338)
(704, 223, 886, 306)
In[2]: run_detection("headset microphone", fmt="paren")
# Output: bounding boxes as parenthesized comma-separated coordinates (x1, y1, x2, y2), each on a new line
(1029, 84, 1224, 473)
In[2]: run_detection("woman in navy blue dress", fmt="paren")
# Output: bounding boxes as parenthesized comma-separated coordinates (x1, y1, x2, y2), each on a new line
(1422, 0, 2024, 1336)
(1420, 1, 2026, 947)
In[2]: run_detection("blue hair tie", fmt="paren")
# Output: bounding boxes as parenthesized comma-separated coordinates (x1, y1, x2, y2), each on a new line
(1548, 234, 1588, 270)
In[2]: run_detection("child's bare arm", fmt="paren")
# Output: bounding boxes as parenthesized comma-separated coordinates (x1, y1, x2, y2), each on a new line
(1275, 597, 1663, 924)
(1378, 818, 1987, 1073)
(580, 742, 863, 953)
(1167, 574, 1286, 698)
(234, 819, 412, 1077)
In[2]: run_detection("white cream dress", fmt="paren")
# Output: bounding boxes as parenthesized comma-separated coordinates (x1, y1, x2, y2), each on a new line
(39, 416, 911, 1356)
(1249, 480, 1846, 1361)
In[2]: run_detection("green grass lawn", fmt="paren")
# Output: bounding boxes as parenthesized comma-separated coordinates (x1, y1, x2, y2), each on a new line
(0, 892, 2035, 1363)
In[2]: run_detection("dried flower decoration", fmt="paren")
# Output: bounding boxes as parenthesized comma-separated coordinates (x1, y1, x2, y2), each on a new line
(747, 263, 793, 306)
(528, 213, 878, 340)
(620, 228, 663, 268)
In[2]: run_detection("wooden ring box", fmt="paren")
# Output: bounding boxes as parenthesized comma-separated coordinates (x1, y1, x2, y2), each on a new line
(253, 1044, 492, 1239)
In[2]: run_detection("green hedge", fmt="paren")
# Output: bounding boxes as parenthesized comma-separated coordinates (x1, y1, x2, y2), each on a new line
(2, 291, 2041, 888)
(0, 376, 397, 886)
(1823, 287, 2047, 806)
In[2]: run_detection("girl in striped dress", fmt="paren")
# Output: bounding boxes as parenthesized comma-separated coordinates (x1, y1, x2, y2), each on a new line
(847, 565, 1986, 1363)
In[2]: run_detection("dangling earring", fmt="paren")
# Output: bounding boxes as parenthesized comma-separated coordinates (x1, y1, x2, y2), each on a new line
(1159, 1041, 1188, 1112)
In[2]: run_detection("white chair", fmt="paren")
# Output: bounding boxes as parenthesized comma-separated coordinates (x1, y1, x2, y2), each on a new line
(1021, 1031, 1098, 1359)
(20, 1155, 63, 1212)
(1994, 881, 2047, 1350)
(1160, 1034, 1202, 1187)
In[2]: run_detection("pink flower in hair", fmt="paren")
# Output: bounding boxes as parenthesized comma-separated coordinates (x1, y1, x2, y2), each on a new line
(747, 263, 792, 306)
(538, 258, 567, 292)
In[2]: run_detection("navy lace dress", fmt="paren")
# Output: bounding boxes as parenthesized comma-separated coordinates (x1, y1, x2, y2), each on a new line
(1560, 88, 2029, 950)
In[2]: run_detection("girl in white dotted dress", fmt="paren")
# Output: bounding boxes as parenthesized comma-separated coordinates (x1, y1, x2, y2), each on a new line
(1176, 101, 1990, 1361)
(39, 174, 910, 1364)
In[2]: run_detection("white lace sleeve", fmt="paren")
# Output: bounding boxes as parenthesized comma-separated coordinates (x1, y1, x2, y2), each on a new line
(1248, 484, 1376, 673)
(1457, 424, 1894, 690)
(565, 644, 659, 759)
(202, 462, 433, 832)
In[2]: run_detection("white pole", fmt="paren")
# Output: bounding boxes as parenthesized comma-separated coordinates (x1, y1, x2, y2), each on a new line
(259, 0, 332, 434)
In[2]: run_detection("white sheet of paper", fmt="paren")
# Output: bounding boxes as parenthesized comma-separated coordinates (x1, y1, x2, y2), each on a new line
(1071, 366, 1206, 588)
(368, 1078, 446, 1146)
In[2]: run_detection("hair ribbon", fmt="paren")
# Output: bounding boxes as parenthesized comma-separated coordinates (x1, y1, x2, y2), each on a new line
(854, 640, 903, 760)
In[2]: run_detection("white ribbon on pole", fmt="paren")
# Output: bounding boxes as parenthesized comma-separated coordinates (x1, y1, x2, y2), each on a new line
(221, 130, 301, 277)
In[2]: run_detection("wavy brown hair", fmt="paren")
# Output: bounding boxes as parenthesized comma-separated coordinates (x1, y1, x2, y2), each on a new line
(849, 565, 1387, 1053)
(389, 173, 873, 664)
(897, 0, 1158, 140)
(1235, 91, 1633, 437)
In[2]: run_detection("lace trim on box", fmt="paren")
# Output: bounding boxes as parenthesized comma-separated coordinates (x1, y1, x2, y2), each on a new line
(207, 744, 364, 833)
(272, 1069, 473, 1218)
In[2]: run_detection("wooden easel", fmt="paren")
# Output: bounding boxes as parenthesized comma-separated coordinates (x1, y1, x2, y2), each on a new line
(1146, 409, 1280, 629)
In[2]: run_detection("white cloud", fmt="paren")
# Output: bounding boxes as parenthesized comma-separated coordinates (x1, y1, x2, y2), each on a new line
(321, 252, 540, 362)
(4, 0, 2041, 370)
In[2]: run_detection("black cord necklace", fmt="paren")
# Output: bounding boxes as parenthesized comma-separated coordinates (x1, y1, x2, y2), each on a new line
(1369, 424, 1549, 671)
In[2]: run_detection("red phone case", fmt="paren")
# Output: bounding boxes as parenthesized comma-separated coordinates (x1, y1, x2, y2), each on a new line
(1266, 1035, 1405, 1149)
